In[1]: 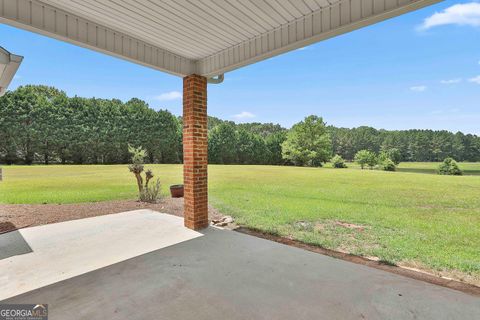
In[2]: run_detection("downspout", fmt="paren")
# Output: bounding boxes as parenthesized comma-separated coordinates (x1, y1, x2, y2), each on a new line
(207, 74, 224, 84)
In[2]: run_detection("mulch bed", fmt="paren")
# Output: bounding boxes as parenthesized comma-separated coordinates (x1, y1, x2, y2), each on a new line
(0, 198, 223, 234)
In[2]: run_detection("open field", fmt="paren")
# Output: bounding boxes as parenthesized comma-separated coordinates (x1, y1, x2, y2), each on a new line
(1, 163, 479, 284)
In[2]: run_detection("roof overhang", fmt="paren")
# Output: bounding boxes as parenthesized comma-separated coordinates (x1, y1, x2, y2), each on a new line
(0, 0, 441, 78)
(0, 46, 23, 96)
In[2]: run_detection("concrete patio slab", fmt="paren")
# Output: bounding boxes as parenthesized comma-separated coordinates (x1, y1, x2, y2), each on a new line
(0, 210, 202, 300)
(2, 218, 479, 319)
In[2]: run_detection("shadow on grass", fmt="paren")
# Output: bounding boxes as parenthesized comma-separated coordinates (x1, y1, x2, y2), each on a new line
(397, 168, 480, 176)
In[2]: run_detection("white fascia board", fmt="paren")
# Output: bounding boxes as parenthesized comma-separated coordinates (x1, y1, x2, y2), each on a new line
(0, 0, 196, 77)
(198, 0, 442, 77)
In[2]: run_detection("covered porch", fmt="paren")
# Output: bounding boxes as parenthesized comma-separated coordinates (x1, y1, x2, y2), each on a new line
(1, 0, 442, 230)
(4, 1, 479, 318)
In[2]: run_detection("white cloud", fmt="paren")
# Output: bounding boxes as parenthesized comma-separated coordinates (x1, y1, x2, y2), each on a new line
(431, 108, 461, 115)
(440, 78, 462, 84)
(232, 111, 256, 121)
(154, 91, 182, 101)
(419, 2, 480, 30)
(469, 75, 480, 84)
(13, 75, 21, 80)
(410, 85, 427, 92)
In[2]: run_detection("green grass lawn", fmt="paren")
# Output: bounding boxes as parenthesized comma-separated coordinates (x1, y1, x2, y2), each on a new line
(0, 164, 183, 204)
(1, 163, 479, 282)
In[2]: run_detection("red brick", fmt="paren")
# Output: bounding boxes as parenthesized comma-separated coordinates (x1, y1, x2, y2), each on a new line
(183, 74, 208, 230)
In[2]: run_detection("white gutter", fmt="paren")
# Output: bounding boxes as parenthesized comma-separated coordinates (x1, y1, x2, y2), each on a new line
(0, 46, 23, 97)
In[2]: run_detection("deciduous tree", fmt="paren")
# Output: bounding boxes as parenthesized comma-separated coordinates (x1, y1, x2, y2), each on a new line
(282, 115, 332, 167)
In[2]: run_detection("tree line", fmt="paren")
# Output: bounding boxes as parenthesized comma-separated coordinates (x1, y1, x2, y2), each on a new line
(329, 126, 480, 162)
(1, 85, 479, 165)
(0, 85, 181, 165)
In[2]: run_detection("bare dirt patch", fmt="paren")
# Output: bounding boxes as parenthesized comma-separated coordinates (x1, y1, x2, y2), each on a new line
(297, 219, 380, 255)
(334, 221, 368, 232)
(0, 198, 223, 233)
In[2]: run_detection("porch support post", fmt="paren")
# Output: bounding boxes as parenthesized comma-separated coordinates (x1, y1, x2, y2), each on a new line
(183, 74, 209, 230)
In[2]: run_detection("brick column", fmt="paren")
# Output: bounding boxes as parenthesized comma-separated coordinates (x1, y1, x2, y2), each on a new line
(183, 74, 208, 230)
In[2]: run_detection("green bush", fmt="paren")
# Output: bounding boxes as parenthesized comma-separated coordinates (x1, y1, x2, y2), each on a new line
(355, 150, 377, 169)
(378, 151, 389, 163)
(437, 158, 463, 176)
(380, 158, 396, 171)
(385, 148, 401, 165)
(331, 155, 347, 168)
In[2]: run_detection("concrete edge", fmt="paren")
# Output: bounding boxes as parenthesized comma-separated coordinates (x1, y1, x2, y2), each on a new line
(235, 227, 480, 297)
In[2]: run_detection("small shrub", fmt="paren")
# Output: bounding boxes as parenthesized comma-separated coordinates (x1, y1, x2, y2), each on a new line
(354, 150, 366, 169)
(128, 145, 162, 203)
(438, 157, 463, 176)
(367, 154, 378, 169)
(355, 150, 375, 169)
(385, 148, 401, 165)
(140, 177, 161, 203)
(331, 155, 347, 168)
(378, 151, 389, 163)
(380, 158, 396, 171)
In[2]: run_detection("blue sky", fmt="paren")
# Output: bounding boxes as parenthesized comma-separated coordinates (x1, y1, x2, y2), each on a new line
(2, 0, 480, 134)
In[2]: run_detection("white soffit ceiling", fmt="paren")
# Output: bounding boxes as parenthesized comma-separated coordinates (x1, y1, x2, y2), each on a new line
(0, 0, 441, 77)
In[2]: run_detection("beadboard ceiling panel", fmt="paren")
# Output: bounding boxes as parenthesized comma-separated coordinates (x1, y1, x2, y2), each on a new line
(0, 0, 441, 77)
